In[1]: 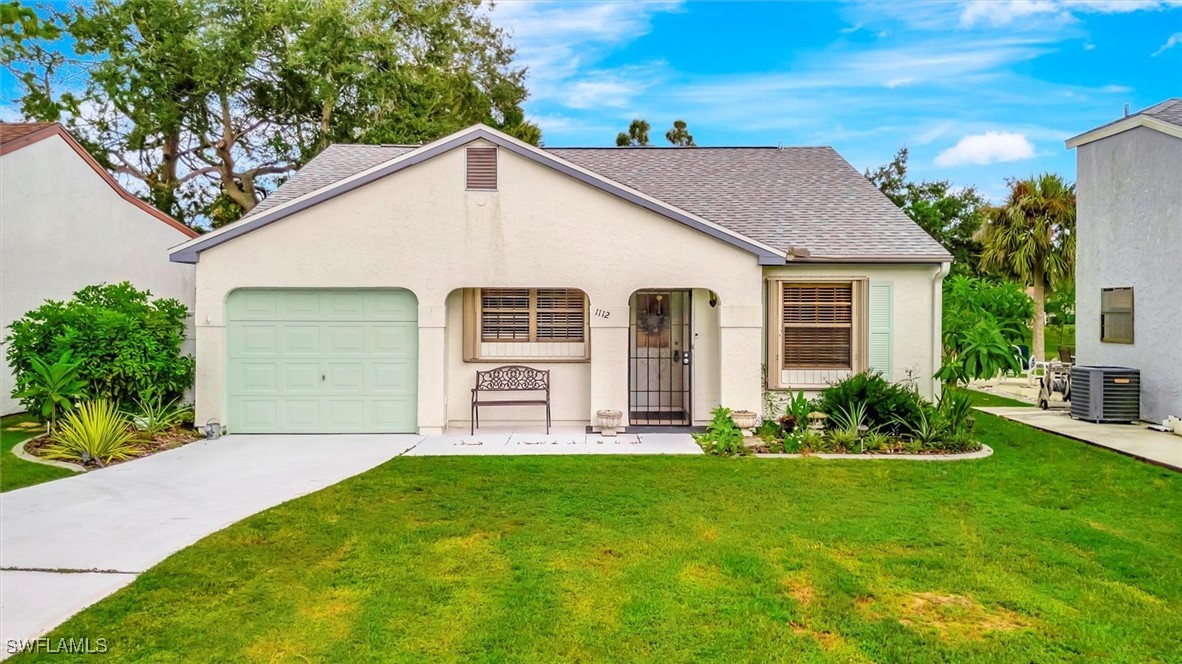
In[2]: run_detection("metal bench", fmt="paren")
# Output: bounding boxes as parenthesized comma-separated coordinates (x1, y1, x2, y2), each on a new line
(470, 365, 551, 434)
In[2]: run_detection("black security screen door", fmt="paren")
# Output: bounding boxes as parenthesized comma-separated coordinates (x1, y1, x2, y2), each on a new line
(629, 290, 692, 426)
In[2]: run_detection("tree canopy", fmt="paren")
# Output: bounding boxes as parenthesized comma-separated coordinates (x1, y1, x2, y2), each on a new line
(977, 173, 1076, 360)
(3, 0, 540, 227)
(665, 120, 695, 146)
(865, 147, 986, 275)
(615, 119, 651, 146)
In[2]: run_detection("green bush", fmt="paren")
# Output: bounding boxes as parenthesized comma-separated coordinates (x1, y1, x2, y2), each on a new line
(695, 407, 746, 457)
(815, 372, 925, 435)
(13, 351, 87, 430)
(44, 399, 137, 466)
(5, 283, 194, 410)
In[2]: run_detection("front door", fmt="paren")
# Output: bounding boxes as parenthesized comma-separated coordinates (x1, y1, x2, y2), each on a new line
(629, 290, 692, 426)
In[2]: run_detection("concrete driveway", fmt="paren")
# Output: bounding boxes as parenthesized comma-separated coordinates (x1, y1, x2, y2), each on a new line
(0, 434, 421, 649)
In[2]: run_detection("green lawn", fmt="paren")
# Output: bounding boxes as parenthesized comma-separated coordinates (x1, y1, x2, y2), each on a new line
(1023, 323, 1076, 361)
(1, 413, 75, 492)
(24, 407, 1181, 662)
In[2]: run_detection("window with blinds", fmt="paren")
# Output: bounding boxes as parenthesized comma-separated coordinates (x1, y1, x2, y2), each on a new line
(480, 288, 586, 342)
(781, 283, 853, 368)
(1100, 287, 1134, 344)
(466, 147, 497, 190)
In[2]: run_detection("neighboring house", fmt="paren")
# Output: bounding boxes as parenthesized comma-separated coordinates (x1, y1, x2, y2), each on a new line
(1066, 99, 1182, 423)
(0, 123, 198, 415)
(169, 124, 950, 435)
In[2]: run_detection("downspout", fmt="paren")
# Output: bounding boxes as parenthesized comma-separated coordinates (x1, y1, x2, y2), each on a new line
(931, 262, 951, 398)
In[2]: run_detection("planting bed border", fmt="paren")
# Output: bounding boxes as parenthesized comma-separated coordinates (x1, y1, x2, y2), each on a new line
(752, 444, 993, 461)
(12, 439, 86, 472)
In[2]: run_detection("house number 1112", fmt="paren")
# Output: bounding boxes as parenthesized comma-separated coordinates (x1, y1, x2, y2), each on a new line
(594, 308, 610, 319)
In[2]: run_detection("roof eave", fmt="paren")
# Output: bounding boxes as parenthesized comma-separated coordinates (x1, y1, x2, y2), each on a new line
(1065, 115, 1182, 149)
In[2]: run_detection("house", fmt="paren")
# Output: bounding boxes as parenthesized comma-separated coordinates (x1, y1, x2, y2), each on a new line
(1066, 99, 1182, 423)
(0, 123, 198, 416)
(168, 125, 950, 434)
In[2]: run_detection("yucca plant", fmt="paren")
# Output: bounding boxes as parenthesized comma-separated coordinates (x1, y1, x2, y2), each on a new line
(44, 400, 137, 467)
(894, 408, 951, 449)
(129, 393, 193, 437)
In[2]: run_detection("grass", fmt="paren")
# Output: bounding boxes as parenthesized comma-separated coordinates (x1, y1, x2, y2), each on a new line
(1, 413, 75, 492)
(1023, 323, 1076, 361)
(965, 390, 1033, 408)
(21, 409, 1182, 662)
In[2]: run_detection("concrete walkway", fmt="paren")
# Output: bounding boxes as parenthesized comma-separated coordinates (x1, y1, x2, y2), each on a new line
(978, 407, 1182, 471)
(0, 434, 420, 649)
(406, 426, 701, 456)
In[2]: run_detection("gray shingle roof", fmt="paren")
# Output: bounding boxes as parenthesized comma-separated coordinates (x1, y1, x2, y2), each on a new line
(247, 144, 417, 217)
(550, 147, 948, 259)
(1139, 98, 1182, 128)
(247, 139, 950, 261)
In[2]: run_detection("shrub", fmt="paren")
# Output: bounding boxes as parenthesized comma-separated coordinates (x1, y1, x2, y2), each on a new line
(13, 351, 87, 431)
(799, 428, 824, 452)
(893, 407, 951, 450)
(44, 400, 137, 466)
(695, 407, 746, 457)
(129, 393, 193, 437)
(5, 283, 194, 409)
(815, 372, 925, 435)
(863, 431, 893, 453)
(825, 427, 860, 453)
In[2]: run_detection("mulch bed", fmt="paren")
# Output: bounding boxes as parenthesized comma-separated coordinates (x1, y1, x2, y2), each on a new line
(22, 427, 203, 469)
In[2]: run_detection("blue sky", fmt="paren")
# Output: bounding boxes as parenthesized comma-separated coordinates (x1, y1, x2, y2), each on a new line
(490, 0, 1182, 200)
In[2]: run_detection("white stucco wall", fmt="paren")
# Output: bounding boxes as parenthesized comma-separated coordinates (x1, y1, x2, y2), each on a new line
(1075, 126, 1182, 422)
(189, 138, 943, 433)
(763, 263, 944, 402)
(0, 134, 196, 415)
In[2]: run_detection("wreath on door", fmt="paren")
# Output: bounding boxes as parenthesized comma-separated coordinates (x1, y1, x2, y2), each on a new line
(637, 295, 669, 335)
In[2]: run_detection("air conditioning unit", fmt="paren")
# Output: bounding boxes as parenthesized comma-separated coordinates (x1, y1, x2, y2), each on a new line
(1070, 366, 1140, 423)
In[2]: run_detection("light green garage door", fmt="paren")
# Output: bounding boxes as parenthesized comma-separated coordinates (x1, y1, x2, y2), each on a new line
(227, 289, 417, 433)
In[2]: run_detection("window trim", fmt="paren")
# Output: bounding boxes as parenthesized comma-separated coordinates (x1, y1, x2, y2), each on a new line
(1100, 287, 1134, 344)
(463, 288, 591, 362)
(766, 277, 868, 388)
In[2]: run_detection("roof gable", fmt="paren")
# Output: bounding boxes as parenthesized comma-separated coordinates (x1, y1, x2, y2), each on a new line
(1066, 98, 1182, 148)
(0, 122, 197, 238)
(169, 125, 787, 264)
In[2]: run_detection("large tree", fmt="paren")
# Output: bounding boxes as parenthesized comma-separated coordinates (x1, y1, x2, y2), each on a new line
(977, 174, 1076, 361)
(4, 0, 540, 227)
(865, 147, 986, 275)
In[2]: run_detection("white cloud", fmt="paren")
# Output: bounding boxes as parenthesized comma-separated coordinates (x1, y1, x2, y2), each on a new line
(959, 0, 1182, 27)
(885, 77, 915, 88)
(1083, 41, 1096, 50)
(934, 131, 1036, 166)
(488, 1, 681, 103)
(839, 22, 865, 33)
(1152, 31, 1182, 55)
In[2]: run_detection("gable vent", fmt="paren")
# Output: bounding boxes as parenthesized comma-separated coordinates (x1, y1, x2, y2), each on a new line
(466, 147, 498, 190)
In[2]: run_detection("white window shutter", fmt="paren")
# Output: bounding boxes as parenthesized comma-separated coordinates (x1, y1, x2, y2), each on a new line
(868, 282, 893, 379)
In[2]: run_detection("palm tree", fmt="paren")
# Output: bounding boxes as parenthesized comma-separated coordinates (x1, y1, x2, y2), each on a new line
(977, 174, 1076, 361)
